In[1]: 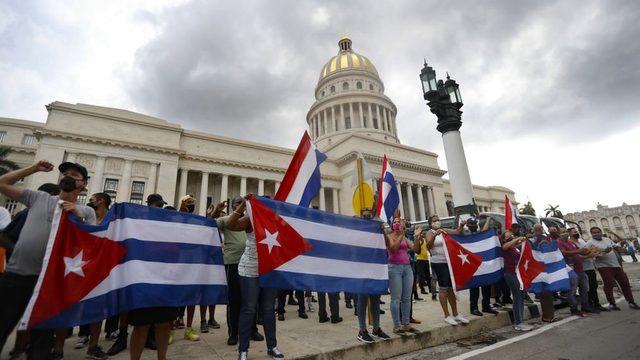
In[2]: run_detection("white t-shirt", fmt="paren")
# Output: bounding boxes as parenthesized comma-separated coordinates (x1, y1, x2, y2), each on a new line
(577, 238, 595, 271)
(586, 237, 620, 269)
(0, 206, 11, 230)
(430, 231, 447, 264)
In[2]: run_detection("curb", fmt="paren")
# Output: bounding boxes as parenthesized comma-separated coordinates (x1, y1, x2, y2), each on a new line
(293, 305, 540, 360)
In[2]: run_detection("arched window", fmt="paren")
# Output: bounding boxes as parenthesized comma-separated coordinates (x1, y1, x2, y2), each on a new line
(356, 81, 362, 89)
(330, 85, 335, 93)
(578, 221, 586, 233)
(369, 84, 374, 91)
(613, 216, 622, 228)
(601, 218, 610, 231)
(589, 219, 597, 229)
(626, 215, 636, 228)
(342, 82, 349, 90)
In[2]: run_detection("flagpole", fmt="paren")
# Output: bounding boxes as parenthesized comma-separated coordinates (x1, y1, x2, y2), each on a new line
(357, 157, 365, 217)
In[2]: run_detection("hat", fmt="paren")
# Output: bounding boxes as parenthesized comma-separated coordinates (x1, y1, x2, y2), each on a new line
(147, 194, 167, 205)
(58, 162, 89, 180)
(466, 217, 478, 224)
(180, 194, 195, 203)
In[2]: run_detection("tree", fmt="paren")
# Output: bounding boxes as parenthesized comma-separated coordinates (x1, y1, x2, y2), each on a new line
(544, 204, 564, 219)
(519, 201, 536, 216)
(0, 146, 19, 176)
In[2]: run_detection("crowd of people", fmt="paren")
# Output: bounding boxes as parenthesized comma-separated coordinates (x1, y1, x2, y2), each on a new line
(0, 160, 639, 360)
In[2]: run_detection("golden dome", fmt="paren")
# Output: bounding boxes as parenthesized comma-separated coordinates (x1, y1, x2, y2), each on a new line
(319, 37, 379, 80)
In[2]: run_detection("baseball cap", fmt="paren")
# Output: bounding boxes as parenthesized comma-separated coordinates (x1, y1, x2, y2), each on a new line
(147, 194, 167, 205)
(58, 162, 89, 180)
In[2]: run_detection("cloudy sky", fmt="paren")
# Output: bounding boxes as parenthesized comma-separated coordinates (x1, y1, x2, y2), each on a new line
(1, 0, 639, 215)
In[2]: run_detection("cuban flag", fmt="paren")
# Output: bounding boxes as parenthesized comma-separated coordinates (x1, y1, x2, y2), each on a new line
(516, 238, 545, 290)
(251, 196, 389, 295)
(19, 203, 227, 330)
(375, 155, 400, 224)
(528, 238, 571, 293)
(504, 195, 518, 230)
(442, 229, 504, 291)
(275, 131, 327, 207)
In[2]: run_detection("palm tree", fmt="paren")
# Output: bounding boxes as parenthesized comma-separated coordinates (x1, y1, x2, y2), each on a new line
(0, 146, 20, 175)
(544, 204, 564, 219)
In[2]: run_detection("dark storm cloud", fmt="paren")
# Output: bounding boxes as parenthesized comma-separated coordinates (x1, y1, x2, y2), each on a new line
(128, 0, 640, 147)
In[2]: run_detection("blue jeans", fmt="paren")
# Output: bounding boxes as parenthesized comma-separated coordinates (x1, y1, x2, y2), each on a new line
(563, 271, 579, 310)
(238, 275, 276, 352)
(504, 273, 524, 325)
(356, 294, 380, 330)
(389, 264, 413, 327)
(576, 271, 590, 310)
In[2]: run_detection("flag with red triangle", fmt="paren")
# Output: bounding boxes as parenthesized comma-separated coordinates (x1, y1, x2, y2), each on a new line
(246, 195, 312, 275)
(516, 238, 545, 290)
(441, 232, 484, 291)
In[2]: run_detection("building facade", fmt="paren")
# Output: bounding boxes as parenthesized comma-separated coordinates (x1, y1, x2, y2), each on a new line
(0, 37, 514, 219)
(565, 203, 640, 240)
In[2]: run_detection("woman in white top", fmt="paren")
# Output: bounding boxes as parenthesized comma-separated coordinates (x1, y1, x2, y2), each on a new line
(226, 195, 284, 360)
(415, 215, 470, 326)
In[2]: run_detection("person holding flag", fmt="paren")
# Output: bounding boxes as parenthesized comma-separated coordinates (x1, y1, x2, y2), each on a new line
(502, 231, 535, 331)
(417, 215, 470, 326)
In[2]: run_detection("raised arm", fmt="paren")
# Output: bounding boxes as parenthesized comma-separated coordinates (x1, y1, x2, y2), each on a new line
(481, 217, 492, 232)
(225, 196, 251, 231)
(0, 161, 54, 200)
(503, 236, 525, 250)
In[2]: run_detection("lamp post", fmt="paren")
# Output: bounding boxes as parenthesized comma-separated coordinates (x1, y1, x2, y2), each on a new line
(420, 61, 477, 216)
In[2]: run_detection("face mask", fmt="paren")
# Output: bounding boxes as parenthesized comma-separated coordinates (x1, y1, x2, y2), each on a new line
(86, 202, 97, 211)
(392, 222, 401, 231)
(186, 204, 195, 213)
(59, 176, 78, 192)
(592, 234, 603, 240)
(431, 221, 441, 229)
(362, 214, 372, 220)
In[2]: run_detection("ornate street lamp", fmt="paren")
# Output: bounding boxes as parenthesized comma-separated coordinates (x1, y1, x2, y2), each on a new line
(419, 61, 477, 216)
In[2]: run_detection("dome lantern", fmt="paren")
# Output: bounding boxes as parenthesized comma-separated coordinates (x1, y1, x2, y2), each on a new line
(338, 36, 352, 52)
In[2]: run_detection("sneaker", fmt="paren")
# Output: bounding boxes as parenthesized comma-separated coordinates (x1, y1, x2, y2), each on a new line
(50, 351, 64, 360)
(372, 328, 390, 340)
(444, 316, 459, 326)
(319, 316, 330, 323)
(454, 315, 470, 324)
(208, 318, 221, 329)
(238, 351, 248, 360)
(184, 327, 200, 341)
(75, 336, 89, 349)
(106, 333, 127, 356)
(629, 302, 640, 310)
(597, 305, 610, 312)
(267, 347, 285, 359)
(227, 336, 238, 346)
(579, 310, 589, 317)
(609, 304, 621, 311)
(298, 311, 308, 319)
(251, 331, 264, 341)
(392, 327, 406, 335)
(330, 316, 343, 324)
(410, 318, 421, 324)
(515, 324, 534, 331)
(200, 320, 210, 333)
(105, 330, 118, 341)
(86, 345, 108, 360)
(345, 301, 353, 309)
(277, 313, 285, 321)
(357, 330, 375, 344)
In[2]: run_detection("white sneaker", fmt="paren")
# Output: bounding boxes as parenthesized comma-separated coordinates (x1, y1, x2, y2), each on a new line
(444, 316, 459, 326)
(454, 315, 470, 324)
(517, 324, 533, 331)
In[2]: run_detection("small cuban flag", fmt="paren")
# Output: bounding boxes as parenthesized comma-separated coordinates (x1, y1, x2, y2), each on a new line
(375, 155, 400, 224)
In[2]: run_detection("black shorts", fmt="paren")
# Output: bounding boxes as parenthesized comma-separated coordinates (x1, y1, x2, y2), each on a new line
(431, 262, 452, 289)
(128, 307, 179, 326)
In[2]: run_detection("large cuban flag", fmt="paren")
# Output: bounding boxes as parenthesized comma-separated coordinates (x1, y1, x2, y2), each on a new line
(254, 196, 389, 295)
(443, 229, 504, 291)
(375, 155, 400, 224)
(528, 238, 571, 293)
(274, 131, 327, 207)
(19, 203, 227, 330)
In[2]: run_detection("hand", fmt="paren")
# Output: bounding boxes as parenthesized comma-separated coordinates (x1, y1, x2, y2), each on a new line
(61, 201, 79, 215)
(214, 200, 227, 212)
(33, 160, 54, 173)
(413, 225, 423, 237)
(436, 229, 445, 235)
(579, 247, 591, 255)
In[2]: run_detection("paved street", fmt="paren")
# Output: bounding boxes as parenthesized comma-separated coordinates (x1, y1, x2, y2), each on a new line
(392, 259, 640, 360)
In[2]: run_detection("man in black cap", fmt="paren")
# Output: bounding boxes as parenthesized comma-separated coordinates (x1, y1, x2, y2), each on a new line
(147, 194, 167, 208)
(0, 160, 96, 359)
(464, 217, 499, 317)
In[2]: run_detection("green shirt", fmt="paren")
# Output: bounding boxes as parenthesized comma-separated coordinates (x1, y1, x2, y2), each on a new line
(217, 215, 247, 265)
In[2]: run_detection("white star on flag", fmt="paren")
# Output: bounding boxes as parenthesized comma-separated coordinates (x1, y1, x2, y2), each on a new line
(63, 250, 89, 277)
(457, 250, 470, 265)
(259, 229, 281, 254)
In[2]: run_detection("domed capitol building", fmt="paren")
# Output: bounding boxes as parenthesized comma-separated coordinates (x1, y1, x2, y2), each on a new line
(0, 37, 514, 218)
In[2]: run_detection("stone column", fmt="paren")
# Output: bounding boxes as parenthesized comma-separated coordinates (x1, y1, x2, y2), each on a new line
(324, 108, 330, 132)
(319, 187, 326, 211)
(367, 103, 373, 129)
(377, 105, 383, 130)
(396, 181, 405, 218)
(240, 176, 247, 196)
(392, 113, 399, 136)
(199, 172, 209, 215)
(89, 156, 106, 195)
(117, 159, 133, 202)
(145, 162, 158, 198)
(405, 183, 416, 221)
(275, 181, 281, 193)
(258, 179, 265, 196)
(178, 168, 189, 205)
(220, 174, 229, 202)
(417, 185, 426, 221)
(331, 106, 337, 131)
(66, 152, 77, 163)
(349, 103, 355, 128)
(340, 104, 346, 130)
(358, 102, 365, 128)
(332, 188, 339, 213)
(427, 187, 437, 216)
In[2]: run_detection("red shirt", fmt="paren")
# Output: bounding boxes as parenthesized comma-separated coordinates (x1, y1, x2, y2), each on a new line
(558, 239, 583, 272)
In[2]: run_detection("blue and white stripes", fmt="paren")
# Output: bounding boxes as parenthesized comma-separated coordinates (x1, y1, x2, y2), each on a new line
(257, 197, 389, 295)
(529, 239, 570, 293)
